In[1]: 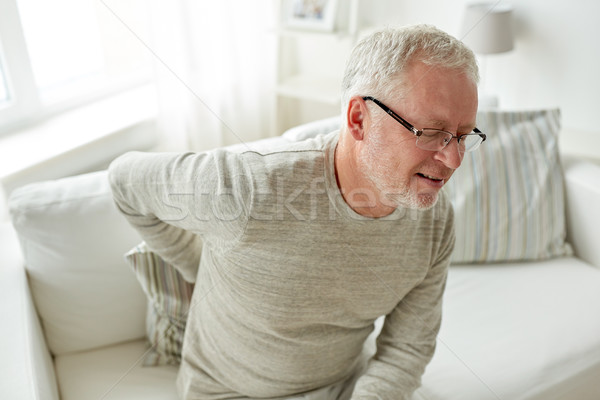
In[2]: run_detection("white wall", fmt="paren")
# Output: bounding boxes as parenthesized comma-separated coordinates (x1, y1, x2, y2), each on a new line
(361, 0, 600, 138)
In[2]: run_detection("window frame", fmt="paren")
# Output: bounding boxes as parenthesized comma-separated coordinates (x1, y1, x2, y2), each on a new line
(0, 0, 154, 137)
(0, 0, 42, 133)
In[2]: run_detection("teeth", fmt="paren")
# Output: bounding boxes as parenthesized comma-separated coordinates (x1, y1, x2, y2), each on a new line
(420, 173, 442, 181)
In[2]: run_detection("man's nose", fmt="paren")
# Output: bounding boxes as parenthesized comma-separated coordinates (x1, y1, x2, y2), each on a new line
(433, 139, 463, 169)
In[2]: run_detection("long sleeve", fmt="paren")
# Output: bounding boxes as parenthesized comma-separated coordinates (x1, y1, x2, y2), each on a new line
(350, 205, 455, 400)
(108, 150, 252, 283)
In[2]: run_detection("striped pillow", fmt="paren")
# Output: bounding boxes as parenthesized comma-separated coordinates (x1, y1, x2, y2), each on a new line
(125, 242, 194, 366)
(445, 109, 572, 264)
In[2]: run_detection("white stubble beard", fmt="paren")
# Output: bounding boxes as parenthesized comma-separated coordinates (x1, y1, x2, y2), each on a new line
(358, 128, 438, 210)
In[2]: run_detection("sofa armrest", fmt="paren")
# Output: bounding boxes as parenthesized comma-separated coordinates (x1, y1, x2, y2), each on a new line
(0, 223, 59, 400)
(563, 159, 600, 269)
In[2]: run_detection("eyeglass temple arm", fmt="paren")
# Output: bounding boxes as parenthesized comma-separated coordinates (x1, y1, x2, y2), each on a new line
(363, 96, 486, 141)
(361, 96, 418, 135)
(473, 127, 486, 142)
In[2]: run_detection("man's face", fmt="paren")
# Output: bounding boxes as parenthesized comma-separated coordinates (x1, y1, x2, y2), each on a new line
(358, 62, 478, 210)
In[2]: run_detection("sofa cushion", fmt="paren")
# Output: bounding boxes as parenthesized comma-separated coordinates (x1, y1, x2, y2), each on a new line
(54, 339, 178, 400)
(125, 242, 194, 366)
(8, 171, 147, 356)
(415, 257, 600, 400)
(445, 109, 572, 263)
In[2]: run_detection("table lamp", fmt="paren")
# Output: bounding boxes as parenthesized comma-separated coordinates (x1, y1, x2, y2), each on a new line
(461, 2, 515, 109)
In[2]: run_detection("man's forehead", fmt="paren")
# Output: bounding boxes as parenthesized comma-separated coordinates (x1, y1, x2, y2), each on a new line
(396, 65, 479, 130)
(426, 117, 476, 128)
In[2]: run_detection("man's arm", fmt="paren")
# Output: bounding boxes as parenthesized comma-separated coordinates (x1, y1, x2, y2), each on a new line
(108, 150, 251, 282)
(351, 208, 455, 400)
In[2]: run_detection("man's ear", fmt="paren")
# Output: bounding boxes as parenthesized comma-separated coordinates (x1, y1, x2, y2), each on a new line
(346, 96, 367, 141)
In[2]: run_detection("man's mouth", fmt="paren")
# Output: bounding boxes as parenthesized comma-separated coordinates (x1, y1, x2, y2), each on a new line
(417, 173, 443, 181)
(416, 173, 446, 187)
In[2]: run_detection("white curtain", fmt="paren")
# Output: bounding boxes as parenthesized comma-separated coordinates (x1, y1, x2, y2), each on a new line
(148, 0, 277, 151)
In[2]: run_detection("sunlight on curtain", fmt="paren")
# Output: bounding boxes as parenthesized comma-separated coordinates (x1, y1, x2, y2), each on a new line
(149, 0, 277, 151)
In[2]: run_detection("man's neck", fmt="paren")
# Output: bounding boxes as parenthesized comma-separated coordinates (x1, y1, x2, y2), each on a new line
(334, 134, 397, 218)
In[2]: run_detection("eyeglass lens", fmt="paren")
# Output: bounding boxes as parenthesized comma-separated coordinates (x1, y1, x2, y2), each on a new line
(417, 130, 482, 152)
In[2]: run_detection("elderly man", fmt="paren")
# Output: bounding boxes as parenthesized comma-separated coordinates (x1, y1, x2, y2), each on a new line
(109, 24, 481, 400)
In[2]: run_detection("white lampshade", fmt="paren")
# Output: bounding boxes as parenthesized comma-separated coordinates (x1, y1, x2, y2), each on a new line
(461, 2, 515, 54)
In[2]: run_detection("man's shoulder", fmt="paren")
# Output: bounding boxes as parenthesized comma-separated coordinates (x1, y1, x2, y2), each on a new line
(231, 132, 338, 175)
(242, 131, 336, 155)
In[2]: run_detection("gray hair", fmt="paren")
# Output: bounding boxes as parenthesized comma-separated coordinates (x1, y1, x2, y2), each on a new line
(340, 24, 479, 112)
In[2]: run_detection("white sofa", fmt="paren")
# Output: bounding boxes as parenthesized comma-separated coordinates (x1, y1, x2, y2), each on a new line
(3, 114, 600, 400)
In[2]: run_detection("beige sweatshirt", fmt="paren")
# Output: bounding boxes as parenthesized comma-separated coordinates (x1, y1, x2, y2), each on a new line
(108, 132, 454, 400)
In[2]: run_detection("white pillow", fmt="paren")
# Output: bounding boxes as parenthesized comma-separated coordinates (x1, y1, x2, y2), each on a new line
(9, 171, 147, 355)
(445, 109, 572, 263)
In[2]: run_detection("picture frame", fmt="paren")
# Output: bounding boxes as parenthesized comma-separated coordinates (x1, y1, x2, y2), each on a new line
(283, 0, 339, 32)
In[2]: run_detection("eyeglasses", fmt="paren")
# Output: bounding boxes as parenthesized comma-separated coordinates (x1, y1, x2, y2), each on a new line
(362, 96, 486, 153)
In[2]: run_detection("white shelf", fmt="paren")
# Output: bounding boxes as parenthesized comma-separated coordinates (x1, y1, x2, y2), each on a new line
(274, 0, 364, 131)
(276, 75, 341, 105)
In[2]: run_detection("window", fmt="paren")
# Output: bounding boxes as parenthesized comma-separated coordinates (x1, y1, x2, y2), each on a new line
(0, 0, 153, 134)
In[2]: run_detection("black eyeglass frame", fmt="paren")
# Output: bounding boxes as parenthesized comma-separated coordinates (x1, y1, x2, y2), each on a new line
(362, 96, 486, 151)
